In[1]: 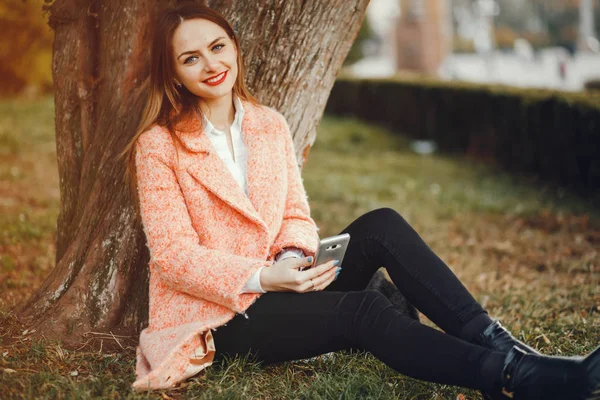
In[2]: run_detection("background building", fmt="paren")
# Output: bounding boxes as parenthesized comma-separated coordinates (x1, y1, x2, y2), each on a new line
(395, 0, 453, 74)
(349, 0, 600, 91)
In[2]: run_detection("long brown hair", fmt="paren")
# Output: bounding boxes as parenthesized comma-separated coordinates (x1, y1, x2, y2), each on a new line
(118, 2, 259, 212)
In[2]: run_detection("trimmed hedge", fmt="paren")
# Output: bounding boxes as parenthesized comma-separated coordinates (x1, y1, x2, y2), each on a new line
(325, 74, 600, 195)
(585, 79, 600, 91)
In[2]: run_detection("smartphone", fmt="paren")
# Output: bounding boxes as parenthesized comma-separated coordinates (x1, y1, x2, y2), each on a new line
(300, 233, 351, 271)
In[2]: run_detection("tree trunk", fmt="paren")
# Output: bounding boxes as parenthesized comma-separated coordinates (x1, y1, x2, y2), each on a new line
(15, 0, 370, 351)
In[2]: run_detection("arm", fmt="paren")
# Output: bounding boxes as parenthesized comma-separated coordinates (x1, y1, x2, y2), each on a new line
(135, 134, 272, 312)
(269, 113, 320, 259)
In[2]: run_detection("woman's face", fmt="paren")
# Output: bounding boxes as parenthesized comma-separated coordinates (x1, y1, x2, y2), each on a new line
(171, 18, 238, 101)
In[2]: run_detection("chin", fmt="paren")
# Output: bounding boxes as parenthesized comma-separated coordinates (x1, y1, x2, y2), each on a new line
(197, 89, 231, 100)
(197, 84, 235, 99)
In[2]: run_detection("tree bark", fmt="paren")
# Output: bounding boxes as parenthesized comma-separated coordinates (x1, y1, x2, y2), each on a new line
(16, 0, 370, 351)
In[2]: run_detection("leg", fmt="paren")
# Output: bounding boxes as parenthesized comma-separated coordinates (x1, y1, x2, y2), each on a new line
(325, 207, 493, 342)
(211, 290, 506, 391)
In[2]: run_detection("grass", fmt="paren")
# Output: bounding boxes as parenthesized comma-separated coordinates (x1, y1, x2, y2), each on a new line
(1, 96, 599, 399)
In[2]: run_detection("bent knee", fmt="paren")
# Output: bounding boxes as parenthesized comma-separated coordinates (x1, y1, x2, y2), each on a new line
(365, 207, 406, 226)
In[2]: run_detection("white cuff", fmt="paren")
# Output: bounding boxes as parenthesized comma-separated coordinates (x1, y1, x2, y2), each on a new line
(241, 266, 267, 293)
(275, 248, 305, 262)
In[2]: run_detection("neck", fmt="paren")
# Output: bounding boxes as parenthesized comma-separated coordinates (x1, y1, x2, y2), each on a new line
(198, 92, 235, 131)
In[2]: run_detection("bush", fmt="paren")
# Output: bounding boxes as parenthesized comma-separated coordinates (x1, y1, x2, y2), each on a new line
(585, 79, 600, 92)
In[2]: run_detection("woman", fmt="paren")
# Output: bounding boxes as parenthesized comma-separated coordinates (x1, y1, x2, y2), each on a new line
(120, 3, 600, 399)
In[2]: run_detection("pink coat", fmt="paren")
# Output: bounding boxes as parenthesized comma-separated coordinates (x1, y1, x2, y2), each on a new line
(132, 100, 320, 391)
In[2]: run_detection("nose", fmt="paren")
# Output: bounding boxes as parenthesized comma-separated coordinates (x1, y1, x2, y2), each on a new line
(203, 54, 221, 73)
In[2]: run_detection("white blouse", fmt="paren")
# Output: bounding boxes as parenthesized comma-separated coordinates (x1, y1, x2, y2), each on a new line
(203, 94, 304, 293)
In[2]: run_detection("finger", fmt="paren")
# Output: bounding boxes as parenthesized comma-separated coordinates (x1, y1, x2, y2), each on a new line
(305, 259, 338, 279)
(302, 264, 338, 292)
(312, 264, 338, 290)
(290, 256, 314, 270)
(320, 268, 339, 290)
(295, 260, 336, 291)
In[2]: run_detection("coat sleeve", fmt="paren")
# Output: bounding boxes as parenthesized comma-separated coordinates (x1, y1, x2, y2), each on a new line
(269, 113, 320, 260)
(135, 132, 272, 313)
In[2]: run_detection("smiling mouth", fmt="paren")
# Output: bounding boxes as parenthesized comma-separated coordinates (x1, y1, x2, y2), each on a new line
(204, 71, 227, 83)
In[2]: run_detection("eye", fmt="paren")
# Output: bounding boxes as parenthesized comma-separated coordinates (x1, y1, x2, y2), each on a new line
(184, 55, 198, 64)
(213, 44, 224, 51)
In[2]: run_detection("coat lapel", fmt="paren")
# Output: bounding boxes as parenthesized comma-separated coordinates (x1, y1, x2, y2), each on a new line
(175, 100, 274, 231)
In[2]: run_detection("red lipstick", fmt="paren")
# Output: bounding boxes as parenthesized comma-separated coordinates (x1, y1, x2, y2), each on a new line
(203, 70, 228, 86)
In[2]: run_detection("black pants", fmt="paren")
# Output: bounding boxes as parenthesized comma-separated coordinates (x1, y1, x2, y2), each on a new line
(211, 208, 507, 391)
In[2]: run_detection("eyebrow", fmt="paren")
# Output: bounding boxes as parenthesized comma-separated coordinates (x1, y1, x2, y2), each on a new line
(177, 36, 226, 60)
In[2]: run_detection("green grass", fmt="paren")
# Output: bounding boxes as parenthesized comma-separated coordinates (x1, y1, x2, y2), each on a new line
(1, 97, 599, 399)
(309, 116, 600, 231)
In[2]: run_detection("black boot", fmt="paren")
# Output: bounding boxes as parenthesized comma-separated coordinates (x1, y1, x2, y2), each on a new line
(474, 320, 541, 400)
(474, 319, 541, 355)
(367, 269, 420, 322)
(498, 344, 600, 400)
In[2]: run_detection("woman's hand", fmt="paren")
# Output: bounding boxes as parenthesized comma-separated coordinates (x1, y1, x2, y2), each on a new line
(260, 256, 339, 293)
